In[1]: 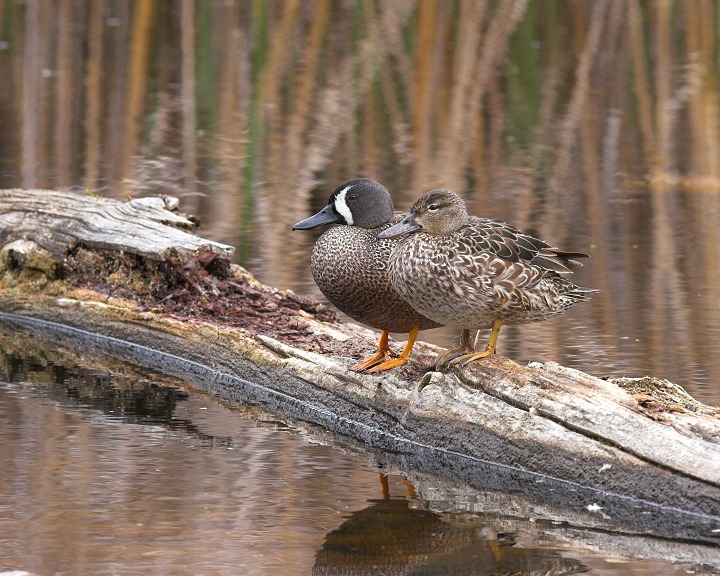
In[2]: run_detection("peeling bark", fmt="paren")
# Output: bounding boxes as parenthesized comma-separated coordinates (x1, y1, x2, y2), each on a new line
(1, 189, 719, 547)
(0, 188, 232, 260)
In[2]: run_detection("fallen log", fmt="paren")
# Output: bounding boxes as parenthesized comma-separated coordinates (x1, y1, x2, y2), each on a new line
(1, 189, 719, 547)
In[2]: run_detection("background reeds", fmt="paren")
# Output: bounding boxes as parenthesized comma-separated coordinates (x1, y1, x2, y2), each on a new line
(0, 0, 718, 401)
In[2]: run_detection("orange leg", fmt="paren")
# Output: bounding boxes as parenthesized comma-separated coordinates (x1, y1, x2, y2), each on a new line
(351, 330, 397, 372)
(367, 325, 420, 373)
(432, 328, 474, 368)
(448, 319, 503, 366)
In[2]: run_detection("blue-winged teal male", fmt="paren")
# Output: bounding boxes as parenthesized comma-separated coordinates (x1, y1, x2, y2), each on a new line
(378, 189, 595, 367)
(292, 179, 441, 372)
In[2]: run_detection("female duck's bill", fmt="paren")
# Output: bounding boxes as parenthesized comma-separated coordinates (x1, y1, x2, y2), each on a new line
(376, 213, 421, 239)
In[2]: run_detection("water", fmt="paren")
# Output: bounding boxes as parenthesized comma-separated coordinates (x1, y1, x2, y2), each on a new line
(0, 323, 715, 576)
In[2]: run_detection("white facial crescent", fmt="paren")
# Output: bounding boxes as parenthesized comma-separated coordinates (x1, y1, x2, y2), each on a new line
(334, 184, 354, 225)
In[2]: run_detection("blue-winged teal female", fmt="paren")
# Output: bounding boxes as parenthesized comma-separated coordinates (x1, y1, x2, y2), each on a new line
(378, 189, 594, 367)
(292, 179, 441, 372)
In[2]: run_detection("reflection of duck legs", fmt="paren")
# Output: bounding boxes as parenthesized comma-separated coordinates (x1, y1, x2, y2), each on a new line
(313, 476, 588, 575)
(481, 526, 504, 565)
(380, 473, 501, 566)
(379, 472, 390, 499)
(378, 473, 417, 500)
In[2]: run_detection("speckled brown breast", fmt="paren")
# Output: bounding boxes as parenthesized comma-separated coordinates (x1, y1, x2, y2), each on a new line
(310, 222, 442, 334)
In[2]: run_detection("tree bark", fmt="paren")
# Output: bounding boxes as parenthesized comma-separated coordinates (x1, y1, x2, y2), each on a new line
(1, 188, 719, 549)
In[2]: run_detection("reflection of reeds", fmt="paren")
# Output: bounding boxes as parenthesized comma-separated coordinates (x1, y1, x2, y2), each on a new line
(10, 1, 720, 198)
(435, 0, 529, 196)
(21, 0, 45, 188)
(628, 0, 658, 175)
(104, 2, 131, 193)
(548, 0, 609, 200)
(56, 0, 74, 187)
(122, 0, 154, 197)
(83, 0, 105, 191)
(681, 0, 720, 389)
(181, 0, 198, 209)
(212, 4, 249, 250)
(411, 0, 443, 196)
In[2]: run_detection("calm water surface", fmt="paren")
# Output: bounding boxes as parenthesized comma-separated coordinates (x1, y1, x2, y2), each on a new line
(0, 323, 713, 576)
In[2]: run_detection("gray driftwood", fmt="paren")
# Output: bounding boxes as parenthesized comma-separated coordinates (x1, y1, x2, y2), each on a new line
(1, 189, 719, 553)
(0, 188, 233, 260)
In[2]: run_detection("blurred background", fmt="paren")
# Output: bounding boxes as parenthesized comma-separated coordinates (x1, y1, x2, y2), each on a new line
(1, 0, 719, 403)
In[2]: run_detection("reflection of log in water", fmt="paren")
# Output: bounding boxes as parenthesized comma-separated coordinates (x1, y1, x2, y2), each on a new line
(3, 321, 719, 571)
(312, 494, 588, 576)
(0, 331, 234, 448)
(1, 189, 720, 551)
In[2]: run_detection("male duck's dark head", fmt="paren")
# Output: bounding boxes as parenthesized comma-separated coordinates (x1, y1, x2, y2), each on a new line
(292, 178, 394, 231)
(378, 189, 469, 239)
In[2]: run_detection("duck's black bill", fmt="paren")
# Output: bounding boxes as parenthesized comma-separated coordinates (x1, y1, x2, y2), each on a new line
(377, 214, 420, 239)
(292, 205, 341, 230)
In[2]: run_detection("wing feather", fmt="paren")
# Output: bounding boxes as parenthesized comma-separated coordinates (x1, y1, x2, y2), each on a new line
(464, 217, 589, 273)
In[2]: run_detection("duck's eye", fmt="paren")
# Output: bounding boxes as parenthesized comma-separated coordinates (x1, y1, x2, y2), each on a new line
(348, 194, 358, 200)
(428, 204, 439, 211)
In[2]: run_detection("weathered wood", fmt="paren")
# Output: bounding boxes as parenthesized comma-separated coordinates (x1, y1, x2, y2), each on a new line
(455, 360, 720, 486)
(0, 188, 233, 260)
(1, 189, 719, 547)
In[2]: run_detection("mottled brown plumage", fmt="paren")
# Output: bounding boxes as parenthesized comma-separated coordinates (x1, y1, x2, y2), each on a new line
(379, 189, 595, 366)
(292, 179, 441, 372)
(310, 218, 442, 334)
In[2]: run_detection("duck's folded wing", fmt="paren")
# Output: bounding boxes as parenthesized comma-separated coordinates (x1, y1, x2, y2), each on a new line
(466, 218, 589, 273)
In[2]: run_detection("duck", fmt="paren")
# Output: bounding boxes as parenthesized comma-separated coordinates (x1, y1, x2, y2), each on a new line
(377, 189, 595, 367)
(292, 179, 442, 372)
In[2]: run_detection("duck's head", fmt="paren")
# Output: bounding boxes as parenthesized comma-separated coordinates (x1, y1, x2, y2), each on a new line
(378, 189, 469, 239)
(292, 178, 394, 231)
